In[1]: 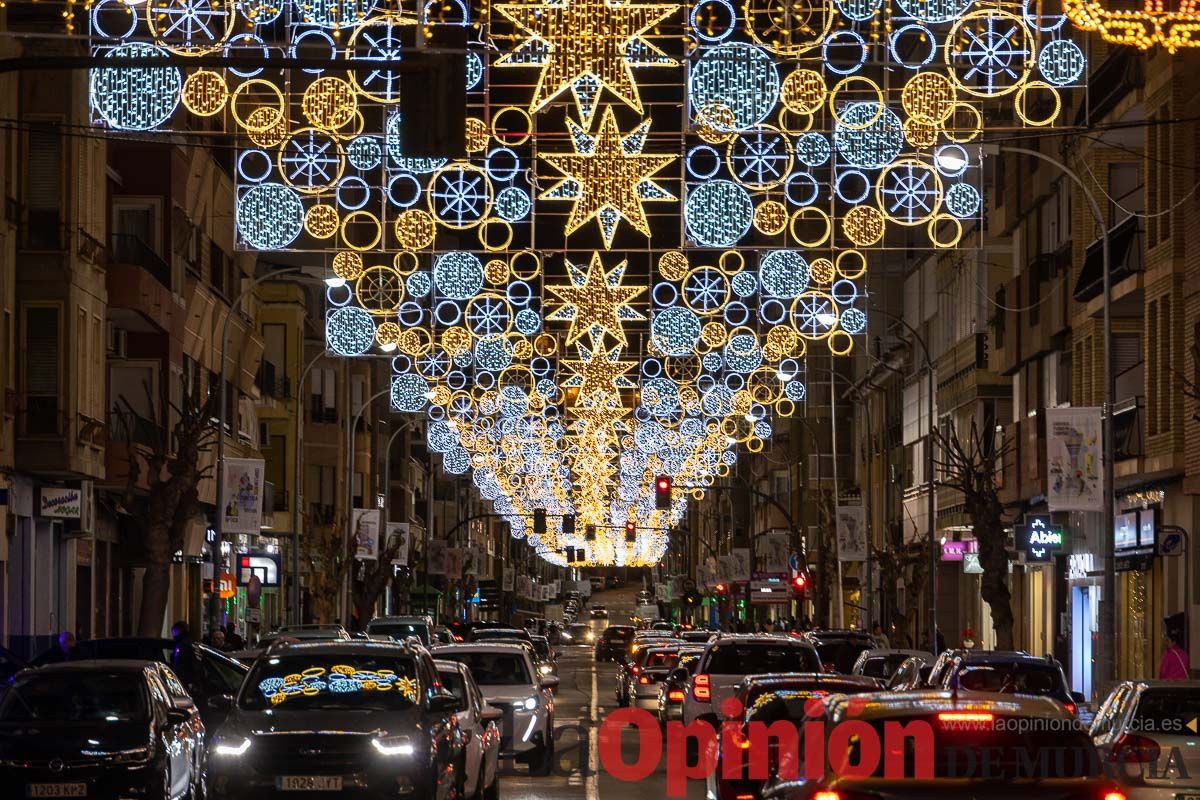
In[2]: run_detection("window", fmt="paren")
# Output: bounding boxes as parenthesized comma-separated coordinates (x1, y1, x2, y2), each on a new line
(1147, 105, 1171, 247)
(1158, 295, 1172, 434)
(310, 367, 336, 423)
(26, 123, 62, 249)
(306, 464, 336, 523)
(23, 305, 60, 434)
(1107, 162, 1143, 226)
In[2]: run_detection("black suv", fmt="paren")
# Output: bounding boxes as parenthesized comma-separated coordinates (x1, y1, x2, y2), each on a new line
(208, 640, 466, 800)
(939, 650, 1084, 714)
(802, 629, 877, 674)
(594, 625, 636, 662)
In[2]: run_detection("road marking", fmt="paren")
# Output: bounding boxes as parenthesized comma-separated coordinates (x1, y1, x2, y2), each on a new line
(587, 654, 599, 800)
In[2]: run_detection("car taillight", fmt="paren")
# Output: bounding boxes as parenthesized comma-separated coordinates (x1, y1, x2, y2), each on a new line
(1110, 733, 1160, 764)
(639, 676, 651, 684)
(631, 665, 640, 674)
(668, 690, 685, 702)
(936, 712, 994, 725)
(1064, 702, 1076, 716)
(1102, 792, 1128, 800)
(693, 674, 711, 701)
(813, 792, 840, 800)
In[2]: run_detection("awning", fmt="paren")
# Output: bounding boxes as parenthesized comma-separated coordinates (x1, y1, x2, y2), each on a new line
(1073, 216, 1141, 303)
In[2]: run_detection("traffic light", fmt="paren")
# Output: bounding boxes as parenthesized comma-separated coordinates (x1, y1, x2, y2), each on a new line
(533, 508, 546, 535)
(714, 583, 727, 596)
(654, 475, 672, 510)
(562, 514, 576, 535)
(624, 521, 636, 542)
(585, 524, 596, 541)
(790, 572, 808, 594)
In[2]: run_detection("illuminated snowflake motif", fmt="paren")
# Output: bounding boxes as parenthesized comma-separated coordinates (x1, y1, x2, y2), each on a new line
(880, 164, 939, 223)
(950, 15, 1031, 95)
(280, 130, 340, 191)
(430, 167, 491, 227)
(729, 128, 790, 187)
(792, 294, 837, 337)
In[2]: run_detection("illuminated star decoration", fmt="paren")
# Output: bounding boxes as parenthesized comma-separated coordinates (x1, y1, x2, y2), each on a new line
(540, 108, 676, 248)
(563, 335, 638, 400)
(493, 0, 678, 124)
(546, 252, 646, 347)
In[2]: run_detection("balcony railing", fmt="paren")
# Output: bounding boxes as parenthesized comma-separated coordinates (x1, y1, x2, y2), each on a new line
(110, 233, 172, 290)
(256, 361, 292, 400)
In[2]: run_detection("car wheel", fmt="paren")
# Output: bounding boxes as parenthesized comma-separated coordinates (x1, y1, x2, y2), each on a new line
(527, 739, 555, 777)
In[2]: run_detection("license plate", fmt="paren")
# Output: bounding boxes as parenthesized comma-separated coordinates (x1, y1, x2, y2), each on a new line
(276, 776, 343, 792)
(26, 784, 86, 798)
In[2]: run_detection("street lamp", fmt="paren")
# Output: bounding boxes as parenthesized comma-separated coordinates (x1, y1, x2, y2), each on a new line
(982, 143, 1116, 689)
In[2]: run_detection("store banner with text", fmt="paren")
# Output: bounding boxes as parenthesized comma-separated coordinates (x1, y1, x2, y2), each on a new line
(1046, 407, 1104, 511)
(836, 505, 868, 562)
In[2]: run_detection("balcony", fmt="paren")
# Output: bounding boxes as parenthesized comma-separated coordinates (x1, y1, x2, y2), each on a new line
(1074, 216, 1144, 303)
(110, 234, 171, 290)
(256, 360, 292, 400)
(1113, 397, 1144, 461)
(1076, 47, 1144, 127)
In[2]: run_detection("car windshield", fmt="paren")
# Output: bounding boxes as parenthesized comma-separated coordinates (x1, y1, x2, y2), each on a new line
(436, 669, 470, 712)
(242, 653, 419, 711)
(642, 651, 680, 669)
(814, 640, 874, 673)
(367, 623, 429, 645)
(850, 714, 1098, 779)
(705, 643, 822, 674)
(605, 628, 635, 642)
(860, 653, 914, 679)
(954, 664, 1064, 695)
(438, 652, 531, 686)
(1135, 689, 1200, 733)
(0, 671, 147, 722)
(748, 685, 876, 722)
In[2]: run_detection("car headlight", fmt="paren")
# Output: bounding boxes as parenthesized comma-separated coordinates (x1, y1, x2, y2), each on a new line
(520, 696, 539, 711)
(214, 737, 252, 757)
(538, 663, 553, 675)
(586, 632, 595, 642)
(371, 735, 415, 757)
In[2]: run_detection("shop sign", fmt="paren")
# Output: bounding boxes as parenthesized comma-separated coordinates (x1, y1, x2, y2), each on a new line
(204, 573, 236, 599)
(237, 552, 280, 587)
(962, 553, 984, 574)
(1016, 515, 1064, 563)
(39, 486, 82, 518)
(1115, 509, 1157, 572)
(941, 539, 977, 561)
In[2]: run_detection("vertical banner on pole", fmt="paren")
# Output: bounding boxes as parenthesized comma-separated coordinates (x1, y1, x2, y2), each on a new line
(221, 458, 265, 534)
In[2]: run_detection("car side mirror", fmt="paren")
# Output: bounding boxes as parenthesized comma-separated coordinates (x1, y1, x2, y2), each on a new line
(669, 667, 689, 684)
(428, 693, 459, 713)
(539, 675, 560, 690)
(481, 704, 502, 722)
(207, 694, 234, 712)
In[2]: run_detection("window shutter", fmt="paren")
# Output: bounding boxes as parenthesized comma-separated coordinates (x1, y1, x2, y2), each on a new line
(25, 307, 58, 395)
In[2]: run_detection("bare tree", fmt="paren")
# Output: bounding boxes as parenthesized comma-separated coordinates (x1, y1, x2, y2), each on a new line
(352, 537, 403, 625)
(931, 417, 1016, 649)
(301, 513, 353, 623)
(113, 381, 216, 637)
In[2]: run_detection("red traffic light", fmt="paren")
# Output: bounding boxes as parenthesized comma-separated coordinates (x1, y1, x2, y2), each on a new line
(656, 476, 670, 491)
(714, 583, 727, 594)
(654, 474, 672, 509)
(791, 573, 808, 593)
(624, 521, 636, 542)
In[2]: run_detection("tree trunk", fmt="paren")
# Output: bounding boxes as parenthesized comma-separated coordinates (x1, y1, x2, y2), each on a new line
(974, 499, 1014, 650)
(138, 561, 171, 637)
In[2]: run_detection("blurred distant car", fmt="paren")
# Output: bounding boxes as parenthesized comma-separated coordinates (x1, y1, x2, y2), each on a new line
(852, 648, 935, 681)
(595, 626, 636, 662)
(1091, 679, 1200, 799)
(681, 630, 714, 645)
(529, 635, 557, 678)
(567, 623, 594, 645)
(617, 645, 681, 708)
(433, 626, 455, 644)
(366, 615, 434, 646)
(470, 628, 532, 644)
(589, 577, 604, 593)
(657, 649, 705, 723)
(589, 605, 609, 619)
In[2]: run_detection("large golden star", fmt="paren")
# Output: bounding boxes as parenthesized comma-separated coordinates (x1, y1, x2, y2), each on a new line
(546, 252, 646, 347)
(563, 336, 637, 402)
(540, 108, 676, 248)
(493, 0, 677, 123)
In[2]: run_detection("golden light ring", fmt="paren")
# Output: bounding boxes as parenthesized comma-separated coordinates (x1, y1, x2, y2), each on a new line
(354, 265, 405, 315)
(509, 250, 541, 280)
(346, 16, 419, 103)
(231, 79, 285, 133)
(827, 329, 855, 356)
(340, 209, 383, 251)
(1015, 81, 1061, 127)
(717, 250, 745, 275)
(277, 128, 344, 194)
(492, 106, 532, 147)
(944, 102, 984, 143)
(875, 159, 942, 227)
(776, 398, 795, 417)
(836, 249, 868, 280)
(928, 213, 964, 249)
(392, 251, 420, 275)
(829, 77, 884, 130)
(478, 218, 514, 251)
(789, 206, 831, 247)
(944, 10, 1034, 99)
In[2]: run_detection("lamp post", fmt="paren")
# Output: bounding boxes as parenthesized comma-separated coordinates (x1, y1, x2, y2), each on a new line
(287, 349, 329, 625)
(209, 266, 311, 638)
(380, 416, 424, 613)
(341, 383, 394, 624)
(972, 143, 1114, 688)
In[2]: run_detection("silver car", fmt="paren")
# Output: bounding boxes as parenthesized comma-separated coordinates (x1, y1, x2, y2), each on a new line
(680, 635, 822, 727)
(852, 648, 935, 680)
(434, 660, 502, 800)
(1091, 680, 1200, 799)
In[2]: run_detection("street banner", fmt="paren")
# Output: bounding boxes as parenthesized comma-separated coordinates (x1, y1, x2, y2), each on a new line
(502, 569, 514, 592)
(387, 523, 410, 566)
(757, 532, 790, 574)
(220, 458, 265, 534)
(446, 547, 464, 579)
(427, 539, 448, 575)
(730, 547, 751, 582)
(1046, 407, 1105, 511)
(836, 505, 868, 562)
(462, 546, 480, 577)
(352, 508, 381, 560)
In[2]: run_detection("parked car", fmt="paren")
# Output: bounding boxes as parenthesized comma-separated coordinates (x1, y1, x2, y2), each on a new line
(434, 659, 502, 800)
(762, 690, 1123, 799)
(802, 629, 877, 674)
(617, 645, 681, 708)
(1090, 679, 1200, 799)
(208, 640, 465, 800)
(595, 625, 636, 662)
(366, 615, 435, 646)
(433, 643, 558, 775)
(885, 655, 934, 691)
(680, 635, 822, 727)
(711, 673, 883, 800)
(657, 649, 705, 724)
(32, 637, 247, 731)
(852, 648, 935, 680)
(0, 660, 206, 800)
(939, 650, 1082, 714)
(434, 626, 455, 644)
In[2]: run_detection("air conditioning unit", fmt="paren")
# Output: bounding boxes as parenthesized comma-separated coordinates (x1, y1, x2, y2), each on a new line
(106, 322, 127, 358)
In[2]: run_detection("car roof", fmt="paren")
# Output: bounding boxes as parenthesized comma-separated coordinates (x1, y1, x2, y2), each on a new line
(860, 648, 934, 660)
(1123, 679, 1200, 690)
(956, 650, 1052, 665)
(264, 641, 418, 656)
(368, 616, 432, 624)
(30, 659, 159, 674)
(433, 658, 471, 675)
(714, 633, 811, 643)
(805, 629, 875, 640)
(743, 672, 881, 688)
(827, 690, 1073, 721)
(434, 643, 533, 655)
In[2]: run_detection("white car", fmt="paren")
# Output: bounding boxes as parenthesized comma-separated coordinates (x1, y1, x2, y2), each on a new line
(433, 643, 559, 776)
(1091, 679, 1200, 799)
(434, 659, 502, 800)
(680, 634, 822, 727)
(851, 648, 935, 680)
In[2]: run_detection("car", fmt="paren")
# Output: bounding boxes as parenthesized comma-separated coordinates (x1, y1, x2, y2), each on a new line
(432, 643, 558, 775)
(529, 635, 558, 678)
(761, 690, 1125, 799)
(567, 623, 594, 645)
(30, 636, 248, 731)
(595, 625, 637, 662)
(469, 627, 532, 644)
(657, 648, 706, 724)
(434, 626, 455, 644)
(680, 634, 823, 728)
(680, 630, 715, 644)
(366, 615, 435, 646)
(939, 650, 1082, 714)
(617, 645, 681, 708)
(1090, 679, 1200, 799)
(241, 624, 352, 658)
(710, 673, 884, 800)
(0, 660, 206, 800)
(650, 621, 675, 632)
(625, 631, 678, 665)
(802, 629, 877, 673)
(590, 605, 609, 619)
(885, 655, 933, 691)
(851, 648, 935, 680)
(208, 640, 465, 800)
(589, 577, 605, 592)
(434, 659, 502, 800)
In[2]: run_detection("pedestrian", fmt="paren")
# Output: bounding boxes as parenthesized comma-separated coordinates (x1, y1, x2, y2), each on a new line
(872, 623, 890, 649)
(935, 627, 946, 653)
(211, 629, 227, 651)
(224, 624, 244, 650)
(1159, 631, 1190, 680)
(41, 630, 76, 663)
